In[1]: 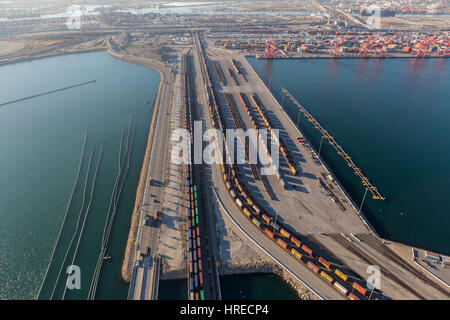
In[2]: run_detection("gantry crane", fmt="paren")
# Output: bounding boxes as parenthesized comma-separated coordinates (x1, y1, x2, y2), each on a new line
(375, 34, 397, 57)
(264, 37, 288, 58)
(438, 36, 449, 56)
(412, 33, 447, 56)
(330, 34, 349, 57)
(359, 34, 382, 56)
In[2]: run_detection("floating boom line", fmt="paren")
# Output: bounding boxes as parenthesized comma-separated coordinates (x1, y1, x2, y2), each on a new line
(281, 88, 385, 200)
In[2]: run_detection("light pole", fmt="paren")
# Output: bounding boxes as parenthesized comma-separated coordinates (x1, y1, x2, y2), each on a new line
(358, 187, 368, 215)
(318, 135, 325, 156)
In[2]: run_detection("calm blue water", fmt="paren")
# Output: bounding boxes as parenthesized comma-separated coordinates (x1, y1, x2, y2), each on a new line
(248, 57, 450, 255)
(0, 52, 160, 299)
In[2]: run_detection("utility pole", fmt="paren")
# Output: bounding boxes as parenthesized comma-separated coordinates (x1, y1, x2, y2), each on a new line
(318, 135, 325, 156)
(358, 187, 368, 215)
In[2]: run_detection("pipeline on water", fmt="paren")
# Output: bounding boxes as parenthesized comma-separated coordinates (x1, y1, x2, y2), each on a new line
(62, 145, 104, 300)
(88, 120, 136, 299)
(0, 80, 96, 108)
(37, 131, 88, 299)
(50, 148, 95, 300)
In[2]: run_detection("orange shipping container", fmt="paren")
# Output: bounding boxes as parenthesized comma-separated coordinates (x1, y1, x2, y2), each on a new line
(318, 257, 331, 270)
(352, 282, 367, 296)
(277, 238, 288, 248)
(291, 237, 301, 247)
(280, 228, 291, 239)
(264, 228, 274, 239)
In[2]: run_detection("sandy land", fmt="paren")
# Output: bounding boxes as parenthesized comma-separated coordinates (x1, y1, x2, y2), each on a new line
(0, 41, 25, 56)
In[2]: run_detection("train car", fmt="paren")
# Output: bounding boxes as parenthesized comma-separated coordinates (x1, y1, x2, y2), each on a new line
(196, 237, 200, 248)
(348, 293, 360, 301)
(280, 228, 291, 239)
(246, 198, 254, 206)
(333, 282, 348, 295)
(198, 259, 202, 271)
(194, 262, 198, 274)
(335, 269, 348, 282)
(261, 214, 271, 224)
(243, 208, 251, 217)
(320, 271, 334, 283)
(236, 198, 243, 208)
(291, 237, 301, 248)
(197, 247, 201, 260)
(352, 282, 367, 296)
(195, 292, 199, 300)
(318, 257, 331, 270)
(252, 218, 261, 228)
(189, 261, 193, 274)
(264, 228, 274, 239)
(270, 221, 280, 231)
(291, 248, 302, 261)
(190, 278, 194, 292)
(307, 261, 320, 273)
(199, 272, 203, 285)
(200, 290, 205, 300)
(230, 190, 236, 199)
(301, 244, 313, 256)
(277, 238, 288, 249)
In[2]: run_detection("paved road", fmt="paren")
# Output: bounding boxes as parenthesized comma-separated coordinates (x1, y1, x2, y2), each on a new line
(109, 44, 174, 300)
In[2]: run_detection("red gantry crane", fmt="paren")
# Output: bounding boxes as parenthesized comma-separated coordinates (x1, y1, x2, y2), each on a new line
(437, 36, 449, 56)
(359, 34, 382, 56)
(330, 34, 349, 57)
(374, 34, 397, 57)
(412, 33, 447, 56)
(264, 37, 288, 58)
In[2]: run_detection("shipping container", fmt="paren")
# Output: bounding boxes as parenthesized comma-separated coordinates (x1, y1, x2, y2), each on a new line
(307, 261, 320, 273)
(252, 218, 261, 228)
(291, 237, 301, 248)
(236, 198, 243, 208)
(195, 274, 198, 288)
(243, 208, 251, 217)
(348, 293, 360, 300)
(198, 259, 202, 271)
(252, 205, 260, 214)
(189, 261, 193, 274)
(291, 248, 302, 260)
(301, 244, 313, 256)
(190, 278, 194, 291)
(261, 214, 271, 224)
(280, 228, 291, 239)
(264, 228, 274, 239)
(195, 292, 199, 300)
(199, 272, 203, 284)
(200, 290, 205, 300)
(270, 221, 280, 231)
(352, 282, 367, 296)
(335, 269, 348, 282)
(334, 282, 348, 295)
(197, 237, 200, 247)
(277, 238, 288, 249)
(318, 257, 331, 270)
(320, 271, 333, 283)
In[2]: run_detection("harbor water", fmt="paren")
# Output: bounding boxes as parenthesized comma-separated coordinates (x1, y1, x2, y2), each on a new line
(248, 57, 450, 256)
(0, 51, 160, 299)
